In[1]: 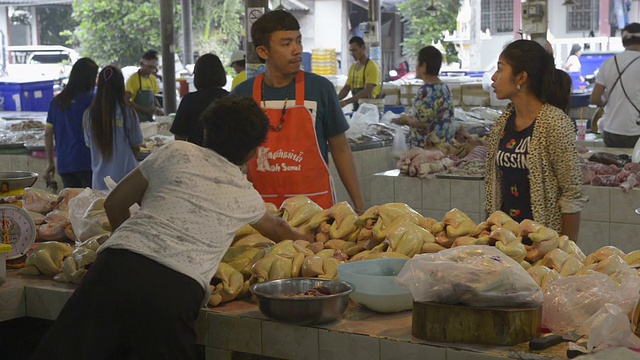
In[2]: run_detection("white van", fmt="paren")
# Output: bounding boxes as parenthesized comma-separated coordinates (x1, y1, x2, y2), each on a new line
(5, 45, 79, 88)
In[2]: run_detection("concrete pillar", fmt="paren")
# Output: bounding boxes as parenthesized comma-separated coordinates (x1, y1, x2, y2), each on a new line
(244, 0, 269, 79)
(160, 0, 177, 114)
(181, 0, 193, 64)
(366, 0, 382, 71)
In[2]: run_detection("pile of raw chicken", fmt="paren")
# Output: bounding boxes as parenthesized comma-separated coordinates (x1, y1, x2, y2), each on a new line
(398, 145, 640, 193)
(14, 190, 639, 309)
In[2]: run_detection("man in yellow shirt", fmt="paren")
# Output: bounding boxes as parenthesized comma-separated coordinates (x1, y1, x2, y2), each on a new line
(338, 36, 381, 111)
(230, 50, 246, 90)
(125, 50, 164, 122)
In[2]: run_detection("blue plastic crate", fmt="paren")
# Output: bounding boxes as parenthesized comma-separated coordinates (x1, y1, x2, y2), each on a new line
(0, 79, 54, 111)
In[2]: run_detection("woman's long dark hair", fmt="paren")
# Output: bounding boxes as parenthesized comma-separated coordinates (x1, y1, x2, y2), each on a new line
(87, 65, 126, 161)
(54, 58, 98, 111)
(501, 40, 570, 111)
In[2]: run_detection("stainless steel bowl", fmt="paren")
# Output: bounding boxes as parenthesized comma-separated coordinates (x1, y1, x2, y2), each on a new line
(250, 278, 354, 325)
(0, 171, 38, 191)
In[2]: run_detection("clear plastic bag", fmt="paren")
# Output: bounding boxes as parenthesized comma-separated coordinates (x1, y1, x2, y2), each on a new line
(68, 188, 110, 244)
(395, 245, 543, 308)
(391, 126, 408, 159)
(578, 303, 640, 352)
(542, 268, 640, 333)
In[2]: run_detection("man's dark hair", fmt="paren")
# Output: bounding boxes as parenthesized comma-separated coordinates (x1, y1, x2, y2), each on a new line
(251, 10, 300, 58)
(418, 45, 443, 76)
(622, 23, 640, 47)
(201, 96, 269, 165)
(142, 50, 159, 61)
(194, 53, 227, 90)
(349, 36, 365, 47)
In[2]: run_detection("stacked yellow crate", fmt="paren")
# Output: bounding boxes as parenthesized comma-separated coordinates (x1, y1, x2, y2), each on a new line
(311, 49, 337, 76)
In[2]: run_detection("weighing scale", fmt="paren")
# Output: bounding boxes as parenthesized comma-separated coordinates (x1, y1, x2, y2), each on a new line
(0, 172, 39, 261)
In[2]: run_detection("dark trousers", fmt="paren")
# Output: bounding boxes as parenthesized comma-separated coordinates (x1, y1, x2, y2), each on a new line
(32, 248, 204, 360)
(603, 130, 640, 148)
(59, 171, 92, 189)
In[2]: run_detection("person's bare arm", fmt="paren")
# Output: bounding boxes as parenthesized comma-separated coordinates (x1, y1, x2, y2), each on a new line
(125, 91, 154, 115)
(338, 84, 351, 101)
(391, 114, 429, 129)
(561, 212, 580, 242)
(153, 97, 164, 115)
(251, 211, 313, 243)
(589, 83, 606, 107)
(44, 126, 55, 181)
(328, 133, 365, 212)
(104, 168, 147, 231)
(340, 83, 376, 108)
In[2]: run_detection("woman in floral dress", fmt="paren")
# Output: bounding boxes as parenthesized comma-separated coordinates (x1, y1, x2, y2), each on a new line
(392, 46, 455, 147)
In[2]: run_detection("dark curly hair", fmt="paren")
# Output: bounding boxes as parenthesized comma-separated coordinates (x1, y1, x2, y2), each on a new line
(201, 96, 269, 165)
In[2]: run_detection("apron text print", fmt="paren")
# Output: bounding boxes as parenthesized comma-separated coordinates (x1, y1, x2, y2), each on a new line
(256, 147, 304, 172)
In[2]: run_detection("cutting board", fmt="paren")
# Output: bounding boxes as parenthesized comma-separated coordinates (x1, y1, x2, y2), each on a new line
(412, 301, 542, 346)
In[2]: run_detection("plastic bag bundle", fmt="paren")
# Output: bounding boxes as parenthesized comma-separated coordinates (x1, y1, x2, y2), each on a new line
(68, 188, 110, 244)
(395, 245, 543, 308)
(542, 268, 640, 333)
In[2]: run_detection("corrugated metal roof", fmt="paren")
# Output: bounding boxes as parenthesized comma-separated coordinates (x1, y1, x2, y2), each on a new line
(270, 0, 309, 12)
(0, 0, 72, 5)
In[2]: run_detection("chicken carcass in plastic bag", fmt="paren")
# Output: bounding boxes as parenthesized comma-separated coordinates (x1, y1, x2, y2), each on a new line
(395, 245, 543, 308)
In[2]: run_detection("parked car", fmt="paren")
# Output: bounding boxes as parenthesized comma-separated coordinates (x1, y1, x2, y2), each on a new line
(5, 45, 78, 90)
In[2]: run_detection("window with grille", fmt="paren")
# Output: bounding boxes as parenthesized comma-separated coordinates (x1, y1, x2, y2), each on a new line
(566, 0, 599, 32)
(480, 0, 513, 34)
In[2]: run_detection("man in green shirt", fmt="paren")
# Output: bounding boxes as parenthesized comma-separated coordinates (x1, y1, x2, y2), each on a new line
(338, 36, 381, 111)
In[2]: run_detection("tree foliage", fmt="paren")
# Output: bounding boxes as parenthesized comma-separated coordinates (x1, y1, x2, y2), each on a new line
(68, 0, 164, 67)
(192, 0, 244, 65)
(37, 5, 77, 46)
(398, 0, 461, 64)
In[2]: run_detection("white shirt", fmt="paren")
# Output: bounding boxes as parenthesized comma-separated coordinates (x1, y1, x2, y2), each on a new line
(100, 141, 265, 303)
(564, 55, 581, 73)
(595, 50, 640, 136)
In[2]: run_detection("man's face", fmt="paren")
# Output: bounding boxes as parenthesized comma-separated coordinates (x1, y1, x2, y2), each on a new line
(349, 43, 366, 61)
(140, 59, 158, 76)
(258, 30, 302, 77)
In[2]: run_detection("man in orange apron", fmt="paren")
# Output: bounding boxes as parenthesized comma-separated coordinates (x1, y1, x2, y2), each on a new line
(232, 10, 365, 212)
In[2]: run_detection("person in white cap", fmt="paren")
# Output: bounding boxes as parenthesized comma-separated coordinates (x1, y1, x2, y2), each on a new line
(230, 50, 246, 90)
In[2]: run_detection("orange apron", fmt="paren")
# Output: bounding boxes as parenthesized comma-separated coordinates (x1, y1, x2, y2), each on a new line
(248, 71, 334, 209)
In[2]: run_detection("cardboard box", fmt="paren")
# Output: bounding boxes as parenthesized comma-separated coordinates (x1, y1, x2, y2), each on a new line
(461, 82, 490, 107)
(400, 84, 422, 106)
(0, 244, 10, 285)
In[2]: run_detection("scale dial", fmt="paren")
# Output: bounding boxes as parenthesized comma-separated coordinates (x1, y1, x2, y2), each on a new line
(0, 204, 37, 260)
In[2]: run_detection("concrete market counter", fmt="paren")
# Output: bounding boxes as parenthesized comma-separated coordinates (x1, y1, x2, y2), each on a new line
(1, 270, 574, 360)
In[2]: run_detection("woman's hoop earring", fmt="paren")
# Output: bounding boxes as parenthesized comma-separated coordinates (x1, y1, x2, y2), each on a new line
(516, 84, 521, 90)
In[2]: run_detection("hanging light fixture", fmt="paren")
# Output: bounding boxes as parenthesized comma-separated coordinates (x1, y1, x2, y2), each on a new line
(562, 0, 576, 5)
(426, 0, 437, 16)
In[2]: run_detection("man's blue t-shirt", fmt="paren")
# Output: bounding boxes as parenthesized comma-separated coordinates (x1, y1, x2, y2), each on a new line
(83, 105, 143, 190)
(46, 92, 94, 174)
(231, 71, 349, 163)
